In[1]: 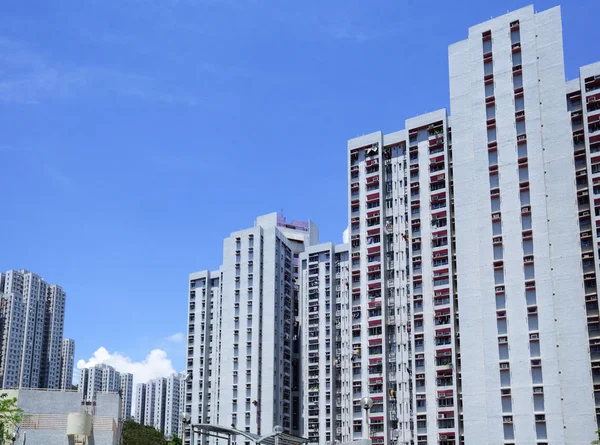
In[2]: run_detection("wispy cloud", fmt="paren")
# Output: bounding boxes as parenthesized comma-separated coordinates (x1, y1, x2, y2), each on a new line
(317, 15, 402, 43)
(165, 332, 184, 343)
(0, 38, 200, 106)
(0, 144, 33, 152)
(0, 142, 72, 187)
(321, 22, 381, 43)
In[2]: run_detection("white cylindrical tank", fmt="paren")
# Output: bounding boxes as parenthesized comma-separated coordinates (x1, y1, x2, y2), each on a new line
(67, 412, 92, 436)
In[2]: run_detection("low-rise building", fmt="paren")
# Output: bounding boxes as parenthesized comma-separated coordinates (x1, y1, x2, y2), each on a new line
(3, 388, 121, 445)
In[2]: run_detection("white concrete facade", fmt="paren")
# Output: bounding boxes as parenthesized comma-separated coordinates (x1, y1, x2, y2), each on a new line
(324, 6, 600, 445)
(59, 338, 75, 390)
(181, 6, 600, 445)
(79, 366, 103, 402)
(450, 6, 596, 444)
(299, 242, 349, 443)
(185, 213, 318, 445)
(144, 379, 156, 427)
(566, 61, 600, 426)
(134, 375, 184, 436)
(341, 114, 452, 445)
(120, 372, 134, 421)
(164, 373, 185, 437)
(135, 382, 146, 424)
(153, 377, 167, 432)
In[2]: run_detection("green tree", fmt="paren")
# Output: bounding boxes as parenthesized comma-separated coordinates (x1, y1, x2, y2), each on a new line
(593, 429, 600, 444)
(122, 419, 167, 445)
(0, 396, 23, 441)
(168, 435, 183, 445)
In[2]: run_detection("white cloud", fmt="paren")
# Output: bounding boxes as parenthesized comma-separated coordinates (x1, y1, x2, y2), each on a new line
(0, 38, 199, 105)
(342, 226, 349, 244)
(165, 332, 184, 343)
(76, 347, 177, 393)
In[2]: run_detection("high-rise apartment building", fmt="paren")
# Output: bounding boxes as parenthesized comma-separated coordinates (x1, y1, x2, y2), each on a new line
(298, 243, 349, 443)
(566, 61, 600, 425)
(40, 284, 66, 389)
(144, 379, 157, 427)
(449, 7, 595, 444)
(0, 270, 66, 389)
(79, 365, 103, 401)
(134, 375, 184, 436)
(164, 373, 185, 438)
(154, 377, 167, 432)
(183, 5, 600, 445)
(59, 338, 75, 390)
(135, 383, 147, 424)
(338, 115, 447, 445)
(121, 372, 134, 421)
(185, 213, 318, 445)
(79, 363, 133, 421)
(312, 7, 600, 445)
(179, 374, 186, 437)
(303, 5, 600, 445)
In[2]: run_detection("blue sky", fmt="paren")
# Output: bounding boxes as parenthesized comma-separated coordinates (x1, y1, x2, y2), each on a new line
(1, 0, 598, 382)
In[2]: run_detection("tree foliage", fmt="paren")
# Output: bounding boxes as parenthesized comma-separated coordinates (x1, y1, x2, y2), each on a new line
(0, 395, 23, 440)
(122, 420, 167, 445)
(169, 435, 183, 445)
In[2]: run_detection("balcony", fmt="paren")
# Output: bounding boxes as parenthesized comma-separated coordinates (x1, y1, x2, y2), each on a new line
(513, 64, 523, 76)
(429, 136, 444, 148)
(586, 75, 600, 93)
(588, 93, 600, 105)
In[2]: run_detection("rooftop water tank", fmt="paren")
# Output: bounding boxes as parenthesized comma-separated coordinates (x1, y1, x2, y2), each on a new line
(66, 412, 92, 436)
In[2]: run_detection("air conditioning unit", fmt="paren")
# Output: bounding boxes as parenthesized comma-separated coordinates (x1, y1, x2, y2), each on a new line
(530, 333, 539, 340)
(500, 363, 509, 369)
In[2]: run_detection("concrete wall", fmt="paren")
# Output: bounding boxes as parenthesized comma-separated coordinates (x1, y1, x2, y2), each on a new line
(450, 5, 596, 444)
(12, 390, 120, 445)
